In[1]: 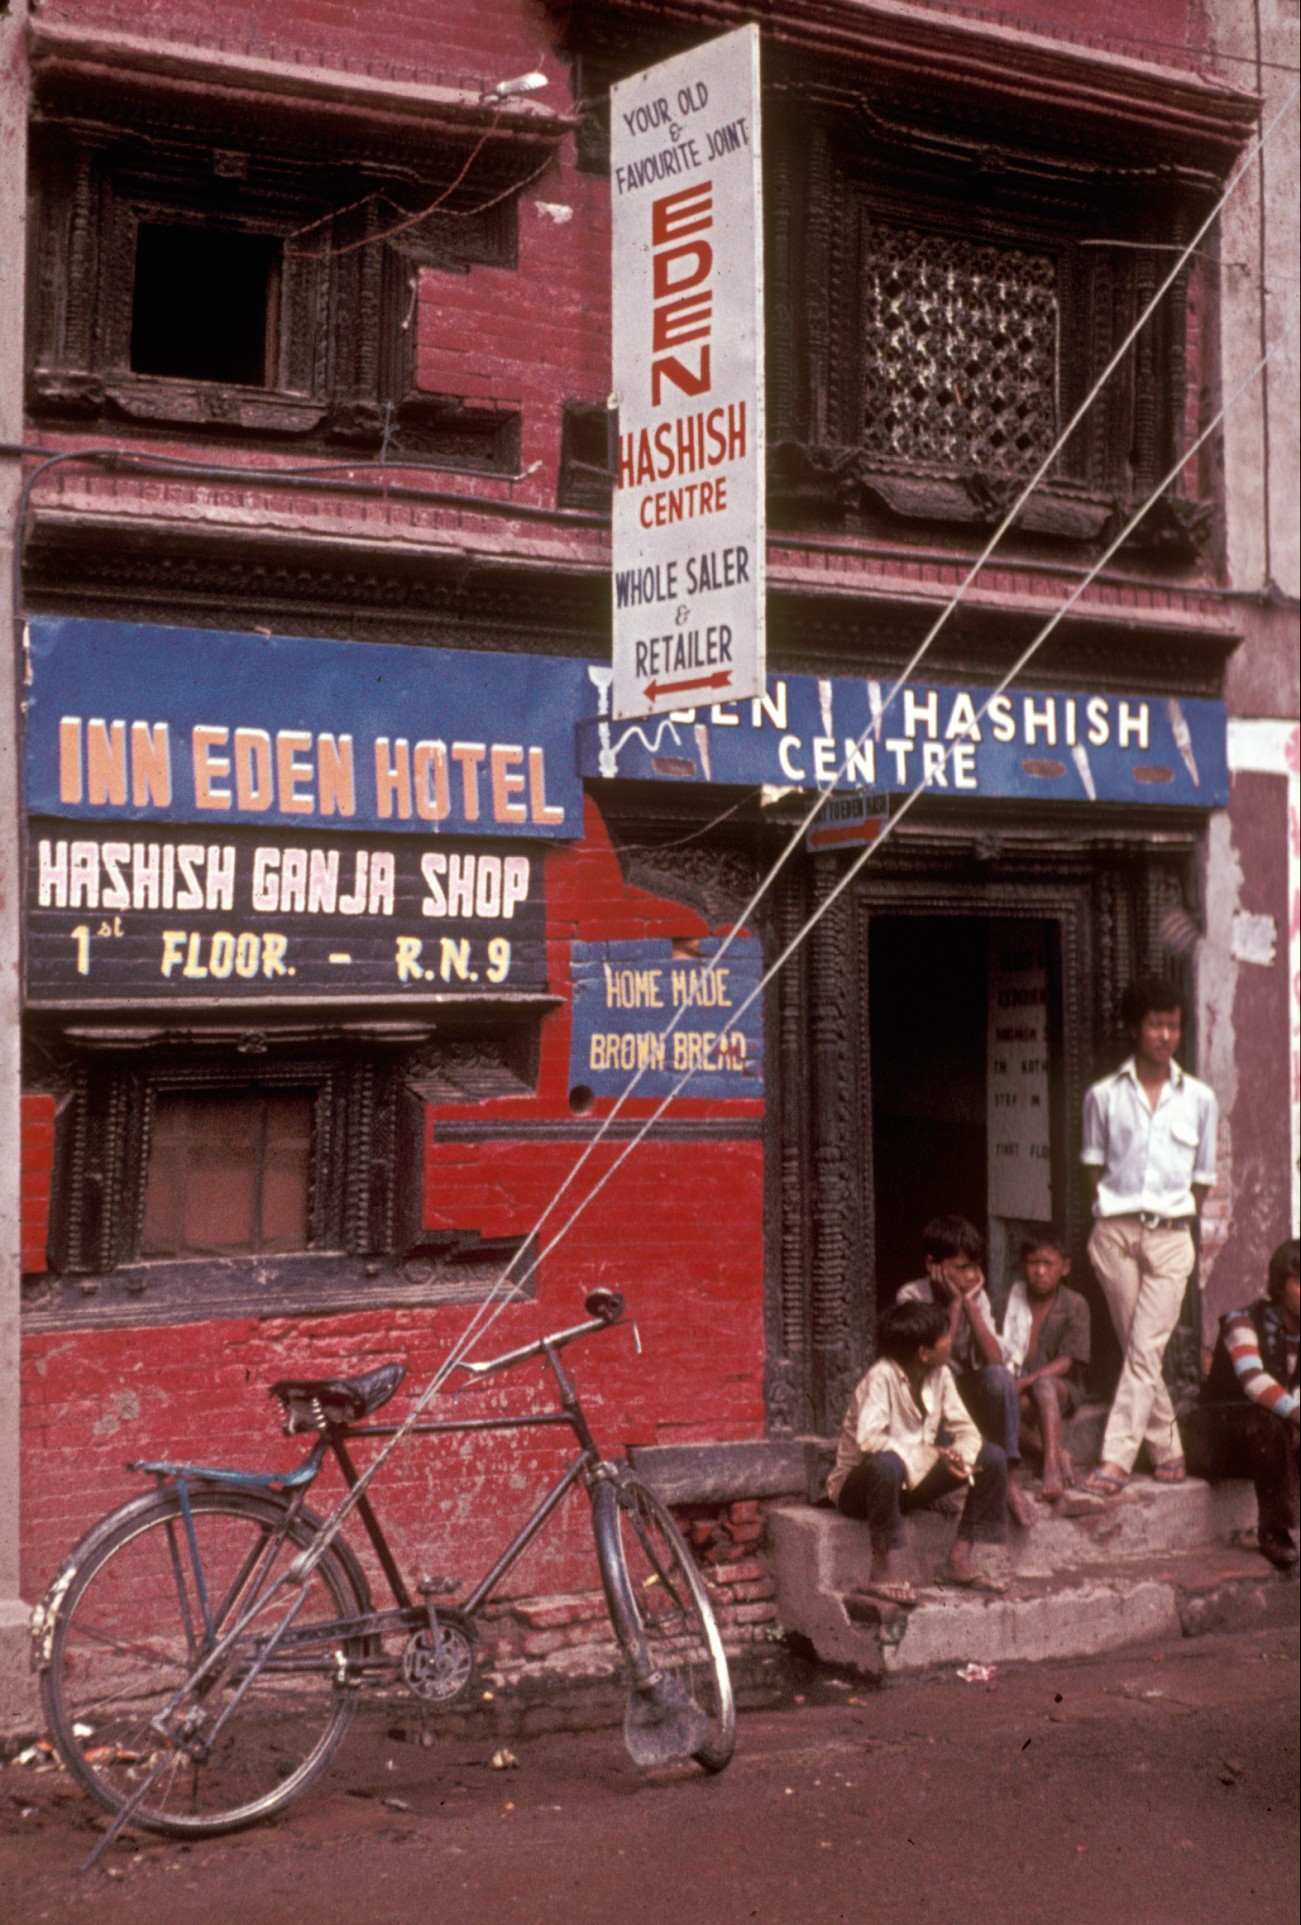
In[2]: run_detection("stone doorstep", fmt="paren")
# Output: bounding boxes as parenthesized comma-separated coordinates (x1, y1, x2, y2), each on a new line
(767, 1480, 1299, 1679)
(852, 1545, 1300, 1675)
(769, 1476, 1261, 1592)
(802, 1403, 1118, 1507)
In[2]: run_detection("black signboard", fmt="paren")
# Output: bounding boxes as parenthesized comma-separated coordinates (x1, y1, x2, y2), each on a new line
(26, 821, 547, 1004)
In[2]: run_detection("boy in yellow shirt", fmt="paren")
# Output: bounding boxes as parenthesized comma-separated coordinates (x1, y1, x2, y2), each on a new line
(827, 1299, 1011, 1606)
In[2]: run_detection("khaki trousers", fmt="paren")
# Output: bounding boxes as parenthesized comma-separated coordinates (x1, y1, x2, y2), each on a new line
(1089, 1216, 1195, 1473)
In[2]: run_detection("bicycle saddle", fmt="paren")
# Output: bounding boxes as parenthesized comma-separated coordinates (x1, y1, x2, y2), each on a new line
(270, 1361, 406, 1432)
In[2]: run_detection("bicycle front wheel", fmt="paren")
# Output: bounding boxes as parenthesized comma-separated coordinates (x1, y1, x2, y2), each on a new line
(595, 1473, 735, 1772)
(41, 1486, 368, 1836)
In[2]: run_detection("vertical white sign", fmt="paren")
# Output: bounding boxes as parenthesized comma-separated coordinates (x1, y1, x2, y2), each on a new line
(610, 25, 765, 722)
(987, 922, 1053, 1222)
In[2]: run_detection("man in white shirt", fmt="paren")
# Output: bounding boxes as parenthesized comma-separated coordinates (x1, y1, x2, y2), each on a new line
(1079, 975, 1217, 1497)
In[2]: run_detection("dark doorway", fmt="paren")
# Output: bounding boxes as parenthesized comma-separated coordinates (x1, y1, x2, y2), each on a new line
(870, 916, 989, 1303)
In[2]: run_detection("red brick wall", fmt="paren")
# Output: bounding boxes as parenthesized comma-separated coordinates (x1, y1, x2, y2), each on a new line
(19, 795, 766, 1601)
(30, 0, 1213, 545)
(38, 0, 1207, 72)
(19, 0, 1220, 1607)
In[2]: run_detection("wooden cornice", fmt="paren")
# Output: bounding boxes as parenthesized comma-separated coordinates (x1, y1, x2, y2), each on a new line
(554, 0, 1257, 170)
(28, 18, 577, 156)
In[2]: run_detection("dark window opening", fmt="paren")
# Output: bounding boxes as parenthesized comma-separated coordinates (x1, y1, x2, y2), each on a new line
(31, 108, 532, 466)
(141, 1088, 312, 1258)
(130, 223, 280, 386)
(558, 400, 615, 509)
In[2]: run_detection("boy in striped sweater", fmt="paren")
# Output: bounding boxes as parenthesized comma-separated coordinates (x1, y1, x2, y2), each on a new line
(1181, 1237, 1299, 1573)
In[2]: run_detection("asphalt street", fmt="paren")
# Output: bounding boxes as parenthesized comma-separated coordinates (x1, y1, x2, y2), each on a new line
(3, 1624, 1297, 1925)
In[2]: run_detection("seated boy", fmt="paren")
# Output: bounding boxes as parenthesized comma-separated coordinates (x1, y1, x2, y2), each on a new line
(1180, 1236, 1299, 1573)
(898, 1214, 1037, 1527)
(1000, 1233, 1091, 1501)
(826, 1299, 1010, 1605)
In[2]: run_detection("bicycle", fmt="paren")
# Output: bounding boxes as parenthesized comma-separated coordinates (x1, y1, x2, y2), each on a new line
(31, 1289, 735, 1858)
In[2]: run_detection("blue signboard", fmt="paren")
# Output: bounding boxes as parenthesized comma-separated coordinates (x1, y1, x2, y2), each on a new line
(26, 621, 1230, 844)
(569, 938, 764, 1100)
(576, 671, 1229, 809)
(25, 618, 590, 840)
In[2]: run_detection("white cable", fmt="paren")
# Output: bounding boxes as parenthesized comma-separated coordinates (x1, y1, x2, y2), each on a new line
(504, 316, 1298, 1291)
(448, 76, 1300, 1294)
(292, 101, 1299, 1554)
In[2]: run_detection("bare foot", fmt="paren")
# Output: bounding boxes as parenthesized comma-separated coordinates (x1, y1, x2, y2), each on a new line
(850, 1579, 918, 1608)
(1040, 1456, 1067, 1502)
(1007, 1481, 1037, 1529)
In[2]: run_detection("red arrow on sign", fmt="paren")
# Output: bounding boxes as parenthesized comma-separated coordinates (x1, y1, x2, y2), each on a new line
(643, 670, 733, 704)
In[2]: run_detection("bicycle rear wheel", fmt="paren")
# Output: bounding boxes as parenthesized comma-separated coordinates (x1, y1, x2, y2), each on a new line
(41, 1486, 368, 1836)
(594, 1473, 735, 1772)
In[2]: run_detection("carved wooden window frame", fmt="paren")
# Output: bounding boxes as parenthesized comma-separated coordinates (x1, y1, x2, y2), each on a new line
(766, 108, 1207, 558)
(27, 103, 523, 472)
(25, 1025, 541, 1329)
(46, 1047, 412, 1276)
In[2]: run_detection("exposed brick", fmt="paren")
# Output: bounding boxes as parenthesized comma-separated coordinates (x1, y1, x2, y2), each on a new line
(732, 1601, 778, 1624)
(705, 1559, 764, 1585)
(727, 1500, 761, 1524)
(724, 1521, 765, 1547)
(514, 1595, 609, 1631)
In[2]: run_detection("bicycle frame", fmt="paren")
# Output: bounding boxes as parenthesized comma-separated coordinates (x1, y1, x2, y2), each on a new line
(59, 1298, 734, 1874)
(336, 1396, 610, 1621)
(131, 1331, 619, 1660)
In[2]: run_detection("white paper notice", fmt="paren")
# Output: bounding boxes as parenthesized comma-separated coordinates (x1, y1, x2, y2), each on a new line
(987, 923, 1053, 1221)
(610, 25, 765, 721)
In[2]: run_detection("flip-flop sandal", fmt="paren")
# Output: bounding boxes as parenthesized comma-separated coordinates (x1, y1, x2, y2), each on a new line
(1079, 1470, 1128, 1498)
(1152, 1460, 1187, 1484)
(938, 1572, 1010, 1595)
(849, 1581, 918, 1609)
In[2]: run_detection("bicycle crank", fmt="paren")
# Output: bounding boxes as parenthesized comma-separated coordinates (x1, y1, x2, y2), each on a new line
(401, 1618, 475, 1704)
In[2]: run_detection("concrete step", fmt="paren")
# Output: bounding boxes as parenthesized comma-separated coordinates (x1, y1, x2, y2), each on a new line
(771, 1477, 1258, 1589)
(767, 1478, 1297, 1678)
(856, 1546, 1299, 1674)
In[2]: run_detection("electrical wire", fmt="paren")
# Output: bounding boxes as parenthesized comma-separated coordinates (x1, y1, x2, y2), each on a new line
(491, 311, 1299, 1315)
(407, 72, 1299, 1327)
(283, 311, 1296, 1578)
(282, 108, 559, 260)
(12, 66, 1296, 1566)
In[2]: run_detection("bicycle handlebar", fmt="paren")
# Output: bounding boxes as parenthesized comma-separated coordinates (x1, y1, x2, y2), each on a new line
(453, 1289, 626, 1386)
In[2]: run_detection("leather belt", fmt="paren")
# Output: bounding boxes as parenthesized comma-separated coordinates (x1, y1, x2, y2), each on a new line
(1135, 1211, 1193, 1231)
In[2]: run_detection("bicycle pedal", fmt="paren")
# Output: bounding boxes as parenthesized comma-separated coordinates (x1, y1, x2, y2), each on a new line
(417, 1574, 460, 1597)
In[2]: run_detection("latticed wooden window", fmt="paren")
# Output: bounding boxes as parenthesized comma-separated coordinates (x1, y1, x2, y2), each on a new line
(861, 224, 1059, 476)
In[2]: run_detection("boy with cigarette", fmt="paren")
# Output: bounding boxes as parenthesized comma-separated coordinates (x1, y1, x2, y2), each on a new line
(827, 1299, 1011, 1606)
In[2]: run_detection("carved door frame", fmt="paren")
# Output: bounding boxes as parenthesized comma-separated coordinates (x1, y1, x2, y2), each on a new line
(763, 829, 1200, 1440)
